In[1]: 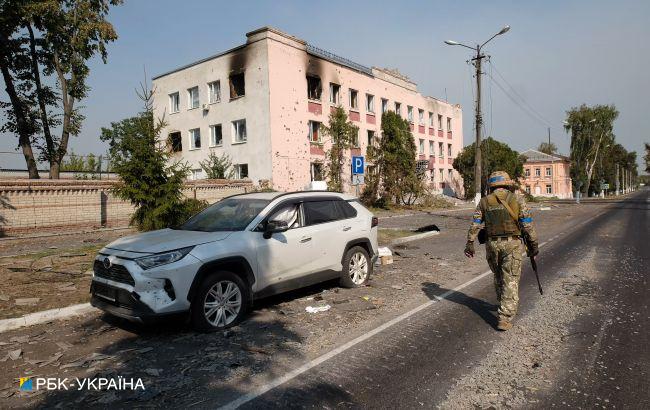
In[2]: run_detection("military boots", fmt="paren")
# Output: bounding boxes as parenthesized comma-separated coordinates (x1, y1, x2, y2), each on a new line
(497, 317, 513, 331)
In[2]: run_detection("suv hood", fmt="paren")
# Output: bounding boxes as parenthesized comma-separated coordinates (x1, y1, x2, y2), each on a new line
(106, 228, 232, 254)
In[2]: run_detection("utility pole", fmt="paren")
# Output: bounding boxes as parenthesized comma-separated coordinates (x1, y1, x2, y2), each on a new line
(548, 127, 551, 146)
(472, 48, 485, 202)
(616, 163, 619, 195)
(445, 25, 510, 204)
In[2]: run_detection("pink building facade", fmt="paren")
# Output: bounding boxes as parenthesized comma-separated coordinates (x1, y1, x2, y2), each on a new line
(153, 27, 464, 195)
(519, 149, 573, 199)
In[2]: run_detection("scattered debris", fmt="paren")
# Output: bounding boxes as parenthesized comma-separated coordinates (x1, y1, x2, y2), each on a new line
(305, 305, 331, 313)
(8, 349, 22, 361)
(145, 368, 162, 376)
(0, 295, 9, 301)
(60, 253, 88, 258)
(414, 224, 440, 233)
(39, 352, 64, 367)
(243, 346, 270, 355)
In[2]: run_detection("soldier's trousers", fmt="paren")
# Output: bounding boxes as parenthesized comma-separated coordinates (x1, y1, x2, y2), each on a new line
(485, 238, 525, 320)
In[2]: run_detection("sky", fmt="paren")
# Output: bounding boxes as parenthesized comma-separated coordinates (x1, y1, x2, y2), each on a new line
(1, 0, 649, 172)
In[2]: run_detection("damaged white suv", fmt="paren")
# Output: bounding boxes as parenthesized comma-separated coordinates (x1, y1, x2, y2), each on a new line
(91, 191, 378, 330)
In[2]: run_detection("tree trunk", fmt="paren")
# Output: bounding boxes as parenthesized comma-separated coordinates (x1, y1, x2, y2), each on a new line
(51, 52, 75, 179)
(0, 40, 40, 179)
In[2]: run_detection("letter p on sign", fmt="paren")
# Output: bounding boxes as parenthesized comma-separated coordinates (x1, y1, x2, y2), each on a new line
(352, 156, 365, 175)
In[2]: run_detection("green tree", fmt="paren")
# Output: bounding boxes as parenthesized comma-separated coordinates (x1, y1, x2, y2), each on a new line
(564, 104, 618, 196)
(645, 143, 650, 173)
(453, 137, 524, 199)
(537, 142, 558, 155)
(0, 0, 121, 179)
(100, 82, 201, 231)
(365, 111, 424, 206)
(321, 106, 358, 192)
(199, 152, 235, 179)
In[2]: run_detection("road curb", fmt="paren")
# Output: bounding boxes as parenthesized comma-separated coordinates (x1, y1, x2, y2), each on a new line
(0, 303, 94, 333)
(390, 230, 440, 245)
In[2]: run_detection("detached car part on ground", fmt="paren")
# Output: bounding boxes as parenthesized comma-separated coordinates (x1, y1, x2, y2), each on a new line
(90, 191, 379, 331)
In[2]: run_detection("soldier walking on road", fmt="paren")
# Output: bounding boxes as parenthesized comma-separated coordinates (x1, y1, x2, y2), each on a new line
(464, 171, 539, 331)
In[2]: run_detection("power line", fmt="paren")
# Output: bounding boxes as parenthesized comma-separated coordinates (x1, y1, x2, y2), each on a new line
(487, 60, 555, 129)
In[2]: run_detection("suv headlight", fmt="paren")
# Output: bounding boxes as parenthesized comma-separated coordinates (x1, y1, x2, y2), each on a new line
(135, 247, 194, 270)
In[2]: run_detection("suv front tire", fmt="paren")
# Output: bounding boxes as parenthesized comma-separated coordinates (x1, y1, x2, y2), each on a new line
(340, 246, 372, 288)
(191, 271, 250, 331)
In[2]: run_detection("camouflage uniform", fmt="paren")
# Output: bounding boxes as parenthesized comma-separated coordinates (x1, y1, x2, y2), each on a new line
(467, 178, 538, 324)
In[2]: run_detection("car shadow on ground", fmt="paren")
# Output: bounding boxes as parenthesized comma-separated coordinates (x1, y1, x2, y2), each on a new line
(421, 282, 499, 330)
(33, 280, 352, 407)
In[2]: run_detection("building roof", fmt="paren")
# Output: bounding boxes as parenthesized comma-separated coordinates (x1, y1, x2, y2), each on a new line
(521, 149, 569, 163)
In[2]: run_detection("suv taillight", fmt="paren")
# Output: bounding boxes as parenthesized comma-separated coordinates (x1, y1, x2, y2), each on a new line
(371, 216, 379, 228)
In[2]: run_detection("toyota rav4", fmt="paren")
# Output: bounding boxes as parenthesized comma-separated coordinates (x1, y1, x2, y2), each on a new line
(90, 191, 378, 330)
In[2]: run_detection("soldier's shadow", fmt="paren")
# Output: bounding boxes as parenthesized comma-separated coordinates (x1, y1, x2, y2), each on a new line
(421, 282, 499, 330)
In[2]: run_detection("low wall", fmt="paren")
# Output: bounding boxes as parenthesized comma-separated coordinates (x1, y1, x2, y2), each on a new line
(0, 179, 253, 236)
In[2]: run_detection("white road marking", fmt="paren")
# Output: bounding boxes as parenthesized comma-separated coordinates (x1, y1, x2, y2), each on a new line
(219, 209, 610, 409)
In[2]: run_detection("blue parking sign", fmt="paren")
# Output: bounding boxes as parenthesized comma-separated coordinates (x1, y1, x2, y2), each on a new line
(352, 156, 365, 175)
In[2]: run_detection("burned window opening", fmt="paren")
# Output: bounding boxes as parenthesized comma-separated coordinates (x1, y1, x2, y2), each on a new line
(307, 75, 322, 101)
(229, 72, 245, 99)
(168, 132, 182, 153)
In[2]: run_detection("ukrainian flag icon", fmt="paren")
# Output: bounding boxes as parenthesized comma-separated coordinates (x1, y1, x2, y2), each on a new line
(19, 377, 32, 391)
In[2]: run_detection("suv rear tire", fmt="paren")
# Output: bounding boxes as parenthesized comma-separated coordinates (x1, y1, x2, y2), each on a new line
(191, 271, 249, 331)
(339, 246, 372, 288)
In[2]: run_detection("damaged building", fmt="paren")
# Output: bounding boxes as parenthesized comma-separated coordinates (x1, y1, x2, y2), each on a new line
(152, 27, 464, 194)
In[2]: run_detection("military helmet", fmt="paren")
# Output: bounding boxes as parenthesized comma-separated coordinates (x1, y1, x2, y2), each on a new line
(487, 171, 514, 188)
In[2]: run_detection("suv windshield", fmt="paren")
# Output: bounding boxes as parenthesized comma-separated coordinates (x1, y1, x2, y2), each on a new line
(179, 198, 270, 232)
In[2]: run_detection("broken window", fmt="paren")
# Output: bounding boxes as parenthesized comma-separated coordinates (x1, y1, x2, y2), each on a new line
(329, 83, 340, 104)
(168, 131, 182, 152)
(208, 81, 221, 103)
(366, 94, 375, 113)
(307, 75, 322, 101)
(310, 162, 323, 181)
(187, 86, 199, 109)
(349, 89, 358, 110)
(169, 92, 180, 113)
(235, 164, 249, 179)
(232, 119, 247, 143)
(189, 128, 201, 149)
(308, 121, 321, 143)
(367, 130, 375, 146)
(229, 72, 245, 99)
(210, 124, 222, 146)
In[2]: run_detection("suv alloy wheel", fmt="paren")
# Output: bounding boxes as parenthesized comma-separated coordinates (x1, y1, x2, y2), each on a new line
(339, 246, 372, 288)
(191, 271, 249, 331)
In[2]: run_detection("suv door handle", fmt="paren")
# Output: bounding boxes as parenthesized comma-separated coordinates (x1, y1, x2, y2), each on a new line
(342, 226, 351, 231)
(300, 236, 312, 243)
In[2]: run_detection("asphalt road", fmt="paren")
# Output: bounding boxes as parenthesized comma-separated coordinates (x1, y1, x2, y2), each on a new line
(228, 189, 649, 409)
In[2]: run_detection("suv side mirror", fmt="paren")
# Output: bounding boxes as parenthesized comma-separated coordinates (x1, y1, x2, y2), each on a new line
(263, 220, 289, 239)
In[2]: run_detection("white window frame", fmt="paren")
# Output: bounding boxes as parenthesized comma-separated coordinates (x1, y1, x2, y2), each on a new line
(366, 94, 375, 113)
(429, 112, 434, 127)
(535, 168, 541, 177)
(310, 162, 323, 181)
(419, 139, 425, 154)
(447, 117, 452, 132)
(525, 168, 530, 177)
(407, 106, 414, 122)
(329, 83, 340, 104)
(429, 141, 434, 156)
(395, 102, 401, 115)
(192, 169, 203, 180)
(546, 167, 552, 176)
(438, 142, 444, 158)
(308, 120, 321, 143)
(438, 114, 443, 130)
(187, 86, 199, 110)
(418, 109, 424, 125)
(234, 164, 248, 179)
(209, 124, 223, 147)
(349, 89, 358, 110)
(189, 128, 201, 150)
(367, 130, 375, 146)
(546, 184, 552, 194)
(447, 144, 452, 157)
(381, 98, 388, 114)
(169, 92, 180, 113)
(208, 81, 221, 104)
(232, 119, 247, 143)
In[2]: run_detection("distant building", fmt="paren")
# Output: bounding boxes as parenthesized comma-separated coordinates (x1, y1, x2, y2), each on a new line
(152, 27, 464, 194)
(520, 149, 573, 199)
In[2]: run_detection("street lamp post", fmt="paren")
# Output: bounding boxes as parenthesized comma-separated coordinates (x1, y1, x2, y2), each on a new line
(445, 25, 510, 205)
